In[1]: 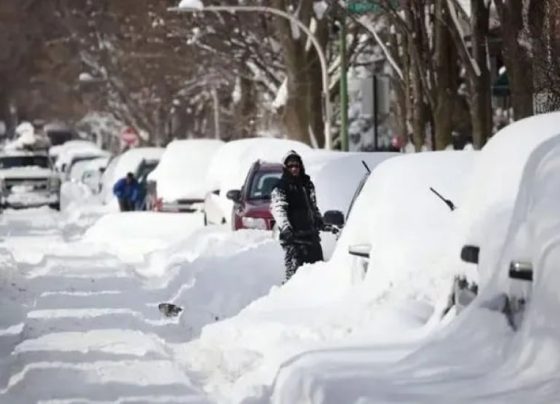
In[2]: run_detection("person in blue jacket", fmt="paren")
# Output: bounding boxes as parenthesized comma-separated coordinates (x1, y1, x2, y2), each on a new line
(113, 172, 140, 212)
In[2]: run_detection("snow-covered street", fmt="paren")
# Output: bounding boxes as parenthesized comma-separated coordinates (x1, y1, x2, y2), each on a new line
(0, 208, 211, 403)
(2, 113, 560, 403)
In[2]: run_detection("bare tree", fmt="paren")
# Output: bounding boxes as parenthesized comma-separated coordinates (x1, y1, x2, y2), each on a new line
(494, 0, 533, 120)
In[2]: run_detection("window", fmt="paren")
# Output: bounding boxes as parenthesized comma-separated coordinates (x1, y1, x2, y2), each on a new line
(248, 171, 281, 200)
(0, 156, 49, 169)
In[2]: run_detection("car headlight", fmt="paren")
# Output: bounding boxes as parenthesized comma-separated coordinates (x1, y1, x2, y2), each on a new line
(241, 217, 267, 230)
(48, 176, 61, 191)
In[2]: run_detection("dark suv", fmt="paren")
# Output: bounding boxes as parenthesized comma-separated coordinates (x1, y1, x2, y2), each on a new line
(226, 160, 282, 231)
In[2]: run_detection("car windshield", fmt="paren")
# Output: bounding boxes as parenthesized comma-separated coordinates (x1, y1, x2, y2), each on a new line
(248, 171, 281, 200)
(0, 155, 49, 169)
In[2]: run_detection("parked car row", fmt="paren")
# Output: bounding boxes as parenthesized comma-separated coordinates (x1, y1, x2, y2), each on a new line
(50, 133, 396, 229)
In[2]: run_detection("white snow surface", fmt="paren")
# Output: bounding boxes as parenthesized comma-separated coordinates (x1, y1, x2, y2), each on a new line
(178, 0, 203, 10)
(267, 114, 560, 404)
(176, 151, 476, 402)
(49, 140, 99, 159)
(150, 139, 224, 202)
(3, 115, 560, 403)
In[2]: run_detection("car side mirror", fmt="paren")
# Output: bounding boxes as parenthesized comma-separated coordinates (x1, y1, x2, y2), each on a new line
(461, 245, 480, 264)
(509, 261, 533, 281)
(226, 190, 241, 203)
(324, 210, 345, 227)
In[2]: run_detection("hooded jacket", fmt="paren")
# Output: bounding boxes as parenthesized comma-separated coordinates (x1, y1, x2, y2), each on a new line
(113, 177, 140, 202)
(270, 151, 323, 239)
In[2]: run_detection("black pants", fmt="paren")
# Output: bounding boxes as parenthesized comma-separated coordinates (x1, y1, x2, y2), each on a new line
(118, 198, 135, 212)
(283, 239, 324, 281)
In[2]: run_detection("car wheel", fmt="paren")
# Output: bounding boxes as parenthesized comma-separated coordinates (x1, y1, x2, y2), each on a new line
(49, 203, 60, 211)
(203, 212, 208, 226)
(221, 217, 226, 224)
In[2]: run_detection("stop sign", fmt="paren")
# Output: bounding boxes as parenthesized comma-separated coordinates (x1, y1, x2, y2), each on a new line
(121, 127, 139, 145)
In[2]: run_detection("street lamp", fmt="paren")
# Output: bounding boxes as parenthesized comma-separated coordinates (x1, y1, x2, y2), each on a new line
(169, 2, 333, 150)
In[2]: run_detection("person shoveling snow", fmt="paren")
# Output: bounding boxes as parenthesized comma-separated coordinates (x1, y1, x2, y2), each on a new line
(271, 150, 339, 281)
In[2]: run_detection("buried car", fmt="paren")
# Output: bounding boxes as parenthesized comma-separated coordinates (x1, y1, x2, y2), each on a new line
(0, 150, 61, 209)
(148, 139, 224, 212)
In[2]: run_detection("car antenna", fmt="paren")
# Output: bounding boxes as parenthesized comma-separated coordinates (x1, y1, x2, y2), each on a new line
(429, 187, 456, 211)
(361, 160, 371, 174)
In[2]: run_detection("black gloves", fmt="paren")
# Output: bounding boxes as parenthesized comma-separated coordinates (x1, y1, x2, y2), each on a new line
(279, 227, 295, 243)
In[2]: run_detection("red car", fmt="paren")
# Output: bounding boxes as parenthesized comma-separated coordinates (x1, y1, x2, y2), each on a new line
(226, 160, 283, 231)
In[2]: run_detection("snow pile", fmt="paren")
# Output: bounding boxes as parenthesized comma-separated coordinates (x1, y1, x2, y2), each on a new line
(266, 113, 560, 403)
(135, 227, 285, 340)
(4, 122, 50, 151)
(175, 151, 476, 402)
(82, 212, 204, 263)
(60, 181, 94, 211)
(149, 139, 224, 202)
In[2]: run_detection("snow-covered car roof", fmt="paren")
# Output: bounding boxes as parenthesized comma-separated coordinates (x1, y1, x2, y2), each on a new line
(55, 146, 110, 171)
(149, 139, 224, 201)
(49, 140, 100, 158)
(204, 137, 311, 195)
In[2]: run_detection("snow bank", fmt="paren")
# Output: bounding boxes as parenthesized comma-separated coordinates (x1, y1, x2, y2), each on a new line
(82, 212, 204, 263)
(267, 113, 560, 403)
(150, 139, 224, 202)
(176, 151, 476, 402)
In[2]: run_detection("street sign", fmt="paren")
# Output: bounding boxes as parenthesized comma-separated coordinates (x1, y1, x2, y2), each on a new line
(121, 127, 139, 146)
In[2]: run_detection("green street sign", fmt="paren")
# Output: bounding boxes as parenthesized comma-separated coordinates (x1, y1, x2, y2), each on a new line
(346, 0, 397, 14)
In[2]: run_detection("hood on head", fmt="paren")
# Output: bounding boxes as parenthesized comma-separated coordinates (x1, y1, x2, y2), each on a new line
(281, 150, 306, 176)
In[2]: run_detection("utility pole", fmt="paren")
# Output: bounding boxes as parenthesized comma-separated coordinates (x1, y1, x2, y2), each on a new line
(340, 13, 349, 151)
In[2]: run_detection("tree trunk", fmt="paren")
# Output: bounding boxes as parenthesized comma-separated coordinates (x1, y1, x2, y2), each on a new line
(434, 0, 457, 150)
(272, 0, 319, 146)
(469, 0, 492, 149)
(528, 0, 560, 113)
(495, 0, 534, 120)
(404, 3, 427, 151)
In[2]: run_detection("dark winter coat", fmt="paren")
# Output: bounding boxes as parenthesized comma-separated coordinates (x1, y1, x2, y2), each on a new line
(270, 151, 323, 241)
(113, 178, 140, 203)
